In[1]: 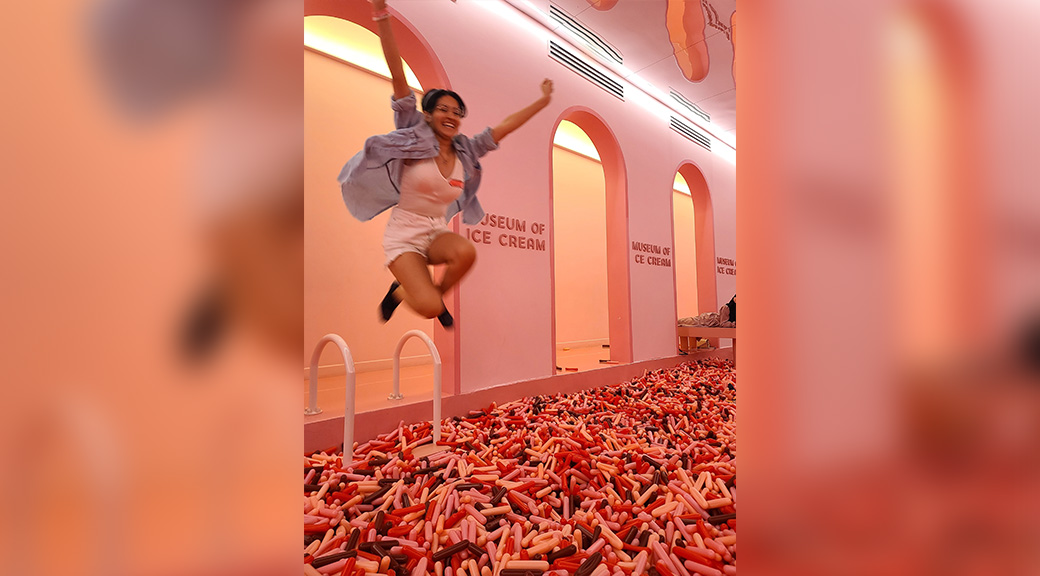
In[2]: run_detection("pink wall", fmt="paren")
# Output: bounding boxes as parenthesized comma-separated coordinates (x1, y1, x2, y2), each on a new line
(552, 147, 609, 346)
(304, 0, 737, 389)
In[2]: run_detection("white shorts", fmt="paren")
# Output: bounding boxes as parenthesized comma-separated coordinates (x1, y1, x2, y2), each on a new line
(382, 207, 451, 267)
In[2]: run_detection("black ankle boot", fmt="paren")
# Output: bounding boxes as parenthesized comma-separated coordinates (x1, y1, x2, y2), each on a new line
(437, 307, 453, 328)
(379, 281, 401, 322)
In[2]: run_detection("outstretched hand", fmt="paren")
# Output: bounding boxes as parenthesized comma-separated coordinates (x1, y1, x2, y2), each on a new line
(491, 79, 555, 143)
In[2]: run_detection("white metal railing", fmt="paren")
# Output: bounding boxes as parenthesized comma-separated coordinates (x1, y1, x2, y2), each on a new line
(393, 330, 442, 443)
(305, 330, 444, 462)
(306, 334, 357, 460)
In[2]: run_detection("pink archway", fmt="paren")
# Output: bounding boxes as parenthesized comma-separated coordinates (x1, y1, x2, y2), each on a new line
(674, 161, 717, 315)
(549, 107, 632, 368)
(305, 0, 451, 92)
(304, 0, 460, 393)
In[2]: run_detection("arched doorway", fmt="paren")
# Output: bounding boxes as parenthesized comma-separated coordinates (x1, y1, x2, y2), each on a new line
(672, 172, 698, 319)
(552, 120, 609, 370)
(549, 108, 631, 371)
(303, 1, 460, 397)
(674, 162, 717, 316)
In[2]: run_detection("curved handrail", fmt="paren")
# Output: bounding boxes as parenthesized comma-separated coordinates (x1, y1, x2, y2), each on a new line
(306, 334, 357, 461)
(393, 330, 443, 443)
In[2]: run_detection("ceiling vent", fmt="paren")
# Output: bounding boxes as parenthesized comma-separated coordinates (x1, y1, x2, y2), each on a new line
(669, 90, 710, 123)
(670, 116, 711, 151)
(549, 40, 624, 100)
(549, 4, 623, 65)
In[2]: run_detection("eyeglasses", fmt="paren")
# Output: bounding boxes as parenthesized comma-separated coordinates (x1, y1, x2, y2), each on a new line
(434, 104, 465, 118)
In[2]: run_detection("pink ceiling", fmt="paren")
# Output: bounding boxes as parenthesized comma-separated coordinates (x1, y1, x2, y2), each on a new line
(510, 0, 737, 144)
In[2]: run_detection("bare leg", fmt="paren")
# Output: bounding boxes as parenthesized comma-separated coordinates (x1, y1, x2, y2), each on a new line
(427, 232, 477, 294)
(387, 252, 446, 319)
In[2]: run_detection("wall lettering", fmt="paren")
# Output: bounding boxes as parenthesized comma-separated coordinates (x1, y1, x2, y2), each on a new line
(716, 256, 736, 275)
(631, 241, 672, 267)
(464, 212, 546, 252)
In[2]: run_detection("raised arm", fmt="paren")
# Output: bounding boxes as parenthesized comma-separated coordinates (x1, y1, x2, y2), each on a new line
(371, 0, 411, 100)
(490, 79, 553, 143)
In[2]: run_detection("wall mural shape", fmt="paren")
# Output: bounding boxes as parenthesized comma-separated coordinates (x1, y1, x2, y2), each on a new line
(703, 0, 732, 40)
(730, 9, 737, 85)
(666, 0, 710, 82)
(583, 0, 620, 10)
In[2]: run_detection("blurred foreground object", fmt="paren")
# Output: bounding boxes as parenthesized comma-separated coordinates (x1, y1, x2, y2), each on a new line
(740, 0, 1040, 574)
(2, 0, 301, 574)
(92, 0, 241, 119)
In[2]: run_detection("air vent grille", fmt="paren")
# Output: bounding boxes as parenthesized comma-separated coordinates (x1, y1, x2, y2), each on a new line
(670, 116, 711, 151)
(549, 40, 624, 100)
(549, 4, 623, 65)
(669, 90, 710, 123)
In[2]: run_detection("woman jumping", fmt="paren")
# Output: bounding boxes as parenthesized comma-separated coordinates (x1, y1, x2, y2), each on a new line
(338, 0, 553, 328)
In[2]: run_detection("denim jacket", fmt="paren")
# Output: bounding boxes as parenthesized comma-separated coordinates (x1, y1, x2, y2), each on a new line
(338, 91, 499, 225)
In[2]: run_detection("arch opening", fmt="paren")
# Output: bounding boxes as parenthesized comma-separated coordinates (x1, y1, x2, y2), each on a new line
(549, 108, 632, 372)
(303, 3, 460, 399)
(672, 172, 698, 320)
(552, 121, 609, 371)
(674, 162, 717, 317)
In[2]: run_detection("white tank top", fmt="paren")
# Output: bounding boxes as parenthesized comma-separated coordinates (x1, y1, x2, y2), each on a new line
(396, 157, 465, 218)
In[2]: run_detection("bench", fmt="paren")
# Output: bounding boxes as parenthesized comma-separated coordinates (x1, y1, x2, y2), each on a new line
(677, 326, 736, 363)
